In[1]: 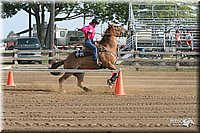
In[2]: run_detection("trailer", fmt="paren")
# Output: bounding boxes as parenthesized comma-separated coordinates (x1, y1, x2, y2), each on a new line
(55, 28, 84, 50)
(33, 24, 85, 50)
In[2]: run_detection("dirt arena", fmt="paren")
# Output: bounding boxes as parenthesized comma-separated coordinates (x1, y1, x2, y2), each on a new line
(1, 66, 199, 132)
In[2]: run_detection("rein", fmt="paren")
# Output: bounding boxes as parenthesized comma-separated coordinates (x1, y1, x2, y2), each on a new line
(97, 26, 118, 58)
(97, 45, 117, 58)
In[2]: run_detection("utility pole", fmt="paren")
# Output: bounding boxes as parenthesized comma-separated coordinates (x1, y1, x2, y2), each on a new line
(48, 0, 55, 64)
(83, 2, 86, 26)
(83, 12, 86, 26)
(29, 7, 31, 37)
(49, 0, 55, 50)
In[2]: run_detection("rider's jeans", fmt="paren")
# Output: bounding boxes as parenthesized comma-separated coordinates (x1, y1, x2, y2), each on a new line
(85, 39, 98, 61)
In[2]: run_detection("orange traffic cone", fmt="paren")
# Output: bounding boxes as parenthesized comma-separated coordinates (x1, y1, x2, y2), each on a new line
(114, 69, 126, 95)
(112, 81, 117, 89)
(6, 69, 16, 87)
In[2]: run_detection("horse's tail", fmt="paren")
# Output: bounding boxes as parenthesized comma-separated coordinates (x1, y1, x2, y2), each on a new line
(49, 60, 65, 76)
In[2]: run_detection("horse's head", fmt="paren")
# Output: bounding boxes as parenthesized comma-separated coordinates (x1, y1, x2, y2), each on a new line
(108, 23, 128, 37)
(100, 24, 128, 49)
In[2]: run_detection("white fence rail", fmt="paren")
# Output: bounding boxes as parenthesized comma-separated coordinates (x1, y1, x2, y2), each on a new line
(1, 49, 199, 66)
(1, 67, 115, 73)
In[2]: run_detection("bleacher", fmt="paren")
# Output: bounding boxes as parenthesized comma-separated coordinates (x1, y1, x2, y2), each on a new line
(124, 3, 199, 52)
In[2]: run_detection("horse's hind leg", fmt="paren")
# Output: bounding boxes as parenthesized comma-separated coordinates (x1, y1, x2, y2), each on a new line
(59, 72, 73, 93)
(73, 73, 91, 92)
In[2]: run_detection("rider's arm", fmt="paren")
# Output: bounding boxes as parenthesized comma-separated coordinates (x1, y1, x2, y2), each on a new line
(81, 25, 94, 33)
(81, 26, 89, 34)
(81, 25, 94, 39)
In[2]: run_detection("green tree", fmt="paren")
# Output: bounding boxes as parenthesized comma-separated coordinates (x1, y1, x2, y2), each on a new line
(2, 1, 80, 48)
(2, 1, 115, 48)
(2, 1, 197, 49)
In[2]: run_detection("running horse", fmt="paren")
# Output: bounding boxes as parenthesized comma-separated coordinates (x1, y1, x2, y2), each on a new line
(49, 24, 127, 92)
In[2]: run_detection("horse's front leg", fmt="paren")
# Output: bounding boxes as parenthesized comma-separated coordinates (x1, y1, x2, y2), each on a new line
(107, 61, 116, 70)
(73, 73, 91, 92)
(107, 72, 118, 88)
(59, 72, 73, 93)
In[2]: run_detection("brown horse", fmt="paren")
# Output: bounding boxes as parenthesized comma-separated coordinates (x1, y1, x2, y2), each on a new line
(49, 24, 127, 92)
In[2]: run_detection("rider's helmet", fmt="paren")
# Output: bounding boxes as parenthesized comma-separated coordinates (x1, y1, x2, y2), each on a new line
(91, 18, 100, 25)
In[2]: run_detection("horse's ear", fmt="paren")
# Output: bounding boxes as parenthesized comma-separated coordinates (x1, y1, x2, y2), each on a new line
(108, 22, 111, 26)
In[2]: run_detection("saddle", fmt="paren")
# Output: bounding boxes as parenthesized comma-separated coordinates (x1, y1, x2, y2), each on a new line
(75, 45, 106, 58)
(75, 46, 108, 67)
(75, 48, 93, 58)
(75, 46, 117, 69)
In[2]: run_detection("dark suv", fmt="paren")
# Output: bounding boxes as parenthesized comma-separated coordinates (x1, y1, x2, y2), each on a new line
(15, 37, 42, 64)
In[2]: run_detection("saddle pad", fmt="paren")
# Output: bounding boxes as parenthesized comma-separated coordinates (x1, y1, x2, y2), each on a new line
(75, 50, 92, 58)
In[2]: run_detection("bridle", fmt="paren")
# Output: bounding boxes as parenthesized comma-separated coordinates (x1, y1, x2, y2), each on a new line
(113, 26, 127, 37)
(97, 24, 127, 60)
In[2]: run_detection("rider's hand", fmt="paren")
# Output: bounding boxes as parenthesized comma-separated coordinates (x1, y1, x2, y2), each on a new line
(88, 29, 93, 33)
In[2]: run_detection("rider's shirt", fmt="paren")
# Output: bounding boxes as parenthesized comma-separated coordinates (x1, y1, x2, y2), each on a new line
(81, 24, 95, 40)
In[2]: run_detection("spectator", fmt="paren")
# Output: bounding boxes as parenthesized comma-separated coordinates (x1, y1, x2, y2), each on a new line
(166, 30, 172, 47)
(185, 31, 193, 48)
(175, 29, 182, 47)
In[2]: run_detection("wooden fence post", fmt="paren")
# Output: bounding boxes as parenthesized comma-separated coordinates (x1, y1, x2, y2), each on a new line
(175, 51, 181, 70)
(135, 51, 140, 71)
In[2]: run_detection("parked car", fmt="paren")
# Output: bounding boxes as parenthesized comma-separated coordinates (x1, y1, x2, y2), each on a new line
(14, 37, 42, 64)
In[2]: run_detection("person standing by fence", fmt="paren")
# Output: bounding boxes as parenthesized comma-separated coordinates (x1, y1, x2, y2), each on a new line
(185, 30, 193, 48)
(175, 29, 182, 47)
(166, 30, 172, 47)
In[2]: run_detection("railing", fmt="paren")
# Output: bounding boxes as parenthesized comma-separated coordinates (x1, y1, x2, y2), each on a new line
(1, 49, 71, 65)
(1, 49, 199, 69)
(123, 32, 200, 50)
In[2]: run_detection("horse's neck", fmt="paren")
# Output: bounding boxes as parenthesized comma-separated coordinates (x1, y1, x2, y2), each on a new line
(99, 29, 117, 52)
(99, 36, 117, 51)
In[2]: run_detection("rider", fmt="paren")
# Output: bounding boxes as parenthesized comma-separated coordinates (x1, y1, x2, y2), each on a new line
(80, 18, 100, 65)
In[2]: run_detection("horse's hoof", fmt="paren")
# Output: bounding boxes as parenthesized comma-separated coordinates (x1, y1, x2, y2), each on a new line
(107, 79, 113, 86)
(83, 87, 91, 92)
(109, 85, 113, 89)
(50, 72, 62, 76)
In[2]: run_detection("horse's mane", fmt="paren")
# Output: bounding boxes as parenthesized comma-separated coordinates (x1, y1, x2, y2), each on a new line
(99, 25, 115, 46)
